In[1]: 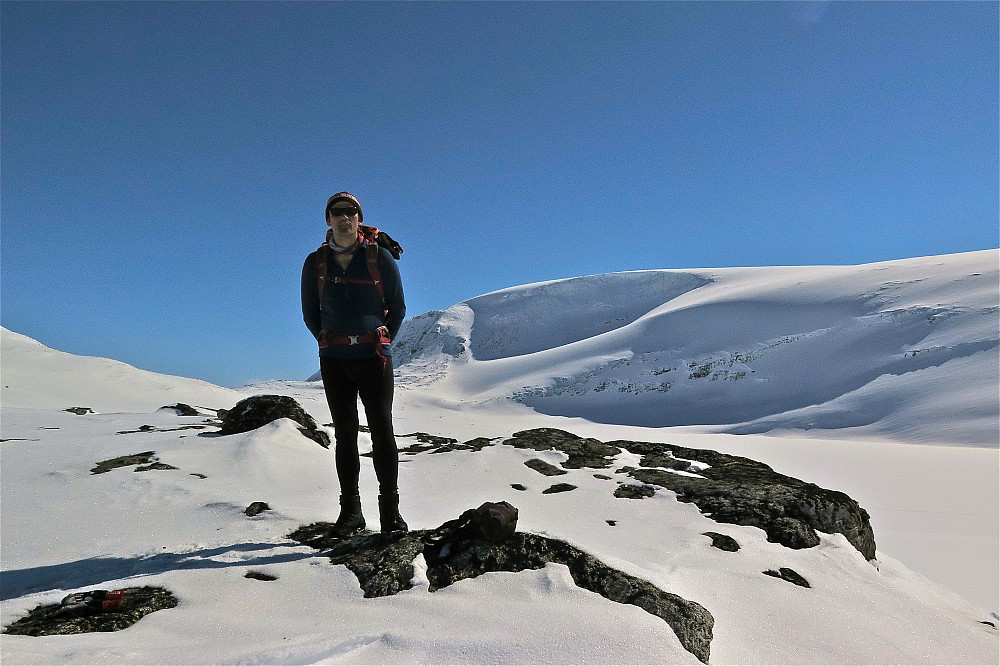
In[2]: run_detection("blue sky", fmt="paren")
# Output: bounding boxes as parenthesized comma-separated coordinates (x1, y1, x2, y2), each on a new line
(2, 1, 997, 387)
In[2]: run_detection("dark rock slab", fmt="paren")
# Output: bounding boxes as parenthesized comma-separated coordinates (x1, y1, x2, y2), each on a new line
(606, 520, 617, 526)
(117, 424, 208, 435)
(511, 483, 527, 491)
(3, 586, 178, 636)
(221, 395, 330, 448)
(245, 502, 270, 517)
(160, 403, 199, 416)
(703, 532, 741, 552)
(134, 462, 178, 473)
(593, 474, 613, 480)
(763, 568, 810, 588)
(91, 452, 156, 475)
(542, 483, 577, 494)
(640, 454, 693, 471)
(399, 432, 458, 447)
(288, 512, 714, 664)
(504, 428, 621, 469)
(614, 484, 656, 500)
(63, 407, 94, 415)
(426, 437, 500, 455)
(524, 458, 567, 476)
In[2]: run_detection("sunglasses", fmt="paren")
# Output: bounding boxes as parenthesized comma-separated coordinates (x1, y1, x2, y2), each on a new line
(327, 205, 359, 218)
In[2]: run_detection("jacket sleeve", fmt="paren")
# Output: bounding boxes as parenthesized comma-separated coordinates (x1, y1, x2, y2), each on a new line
(379, 247, 406, 340)
(301, 252, 321, 340)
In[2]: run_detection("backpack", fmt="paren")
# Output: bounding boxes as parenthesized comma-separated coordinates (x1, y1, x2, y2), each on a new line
(312, 225, 403, 321)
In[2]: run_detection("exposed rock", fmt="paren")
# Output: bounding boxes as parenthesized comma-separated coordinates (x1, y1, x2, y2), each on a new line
(639, 454, 693, 471)
(91, 452, 157, 475)
(221, 395, 330, 448)
(398, 441, 438, 455)
(288, 509, 714, 664)
(245, 571, 278, 581)
(3, 587, 178, 636)
(593, 474, 613, 480)
(763, 568, 811, 588)
(606, 520, 617, 526)
(703, 532, 741, 552)
(452, 437, 497, 452)
(190, 473, 208, 479)
(614, 484, 657, 499)
(134, 462, 178, 473)
(523, 458, 567, 476)
(63, 407, 94, 415)
(542, 483, 577, 494)
(597, 436, 876, 560)
(511, 483, 527, 491)
(245, 502, 270, 517)
(494, 430, 874, 560)
(504, 428, 621, 469)
(117, 424, 208, 435)
(399, 432, 458, 447)
(160, 403, 199, 416)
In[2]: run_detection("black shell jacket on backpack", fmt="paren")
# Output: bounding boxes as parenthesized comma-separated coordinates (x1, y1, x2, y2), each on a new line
(301, 240, 406, 359)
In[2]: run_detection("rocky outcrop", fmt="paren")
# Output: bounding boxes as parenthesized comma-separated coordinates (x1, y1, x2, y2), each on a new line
(763, 568, 810, 588)
(3, 587, 178, 636)
(542, 483, 577, 494)
(616, 442, 877, 560)
(288, 509, 715, 664)
(504, 429, 876, 560)
(703, 532, 741, 552)
(615, 484, 656, 499)
(244, 502, 270, 517)
(220, 395, 330, 448)
(504, 428, 620, 469)
(381, 427, 876, 560)
(524, 458, 567, 476)
(91, 452, 157, 475)
(160, 403, 199, 416)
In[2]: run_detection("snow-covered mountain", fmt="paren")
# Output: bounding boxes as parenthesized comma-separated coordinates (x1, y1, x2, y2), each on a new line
(391, 250, 999, 445)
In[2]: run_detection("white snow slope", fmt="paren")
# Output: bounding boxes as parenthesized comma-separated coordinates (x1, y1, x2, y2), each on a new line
(390, 250, 999, 446)
(1, 251, 998, 664)
(1, 328, 246, 413)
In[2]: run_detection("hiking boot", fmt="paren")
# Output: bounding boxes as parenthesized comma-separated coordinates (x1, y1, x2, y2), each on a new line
(332, 494, 365, 537)
(379, 491, 408, 534)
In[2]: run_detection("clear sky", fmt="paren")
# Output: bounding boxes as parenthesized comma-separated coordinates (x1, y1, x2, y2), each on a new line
(2, 1, 997, 388)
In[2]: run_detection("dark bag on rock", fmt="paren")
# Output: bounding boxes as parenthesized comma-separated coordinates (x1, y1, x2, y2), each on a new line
(468, 501, 519, 543)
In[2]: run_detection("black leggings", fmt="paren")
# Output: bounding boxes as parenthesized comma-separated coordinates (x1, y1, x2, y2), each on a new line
(320, 356, 399, 496)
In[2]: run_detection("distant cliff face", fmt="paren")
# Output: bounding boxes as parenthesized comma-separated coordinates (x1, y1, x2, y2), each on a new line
(390, 252, 999, 445)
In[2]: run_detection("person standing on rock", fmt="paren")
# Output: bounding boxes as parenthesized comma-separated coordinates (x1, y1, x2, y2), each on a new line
(301, 192, 407, 536)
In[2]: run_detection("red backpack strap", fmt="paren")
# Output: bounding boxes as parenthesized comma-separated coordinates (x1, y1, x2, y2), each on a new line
(365, 241, 389, 320)
(313, 244, 330, 302)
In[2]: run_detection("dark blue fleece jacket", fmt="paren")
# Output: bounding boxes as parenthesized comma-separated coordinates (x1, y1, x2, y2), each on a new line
(301, 241, 405, 359)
